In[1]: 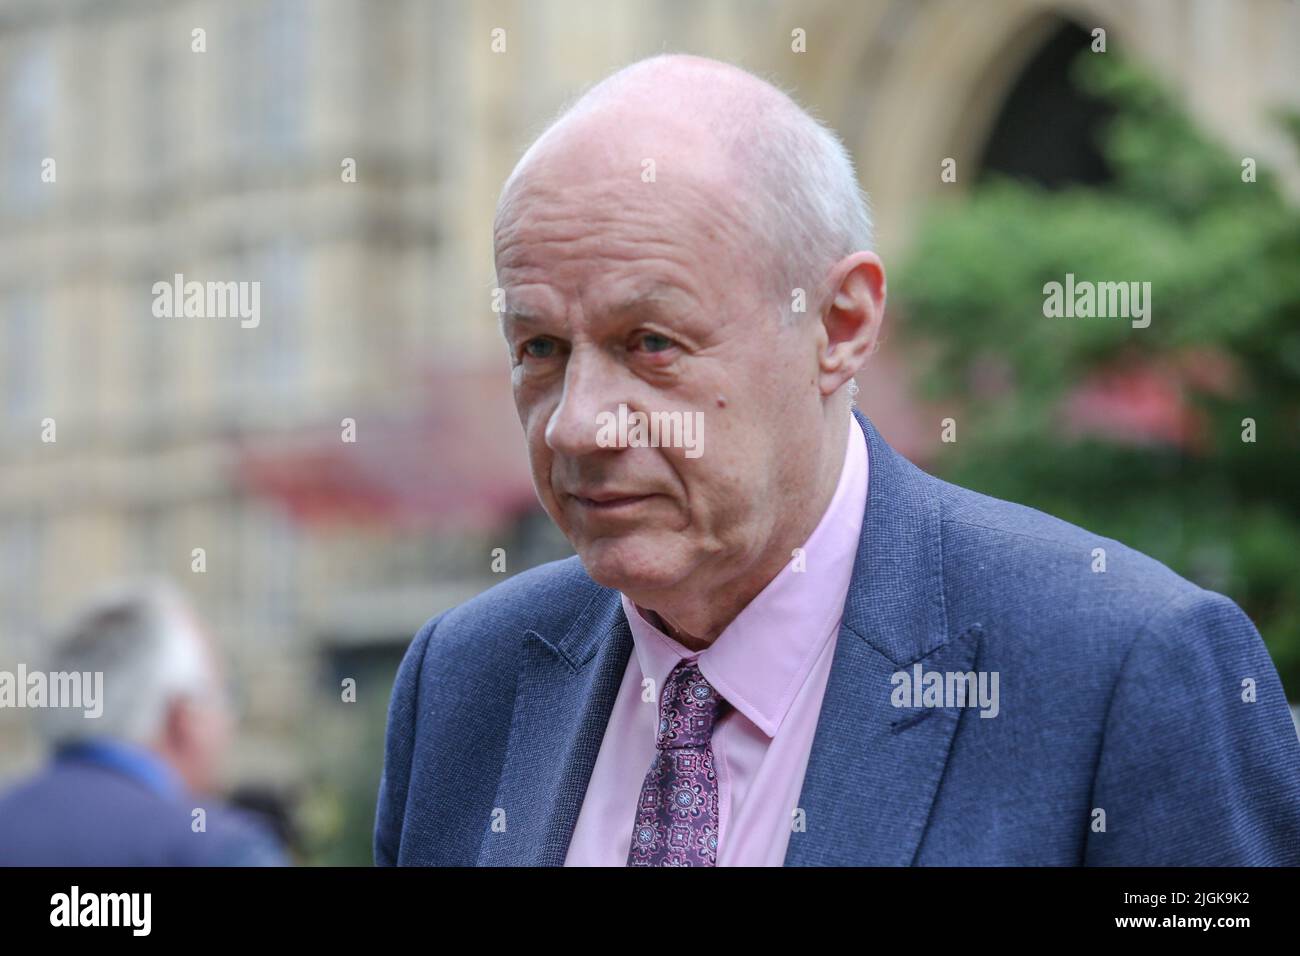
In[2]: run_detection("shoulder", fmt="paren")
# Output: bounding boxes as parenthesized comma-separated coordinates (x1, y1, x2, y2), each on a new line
(0, 763, 285, 866)
(922, 474, 1294, 758)
(925, 473, 1234, 657)
(396, 555, 612, 695)
(375, 555, 614, 864)
(915, 473, 1258, 681)
(439, 554, 607, 640)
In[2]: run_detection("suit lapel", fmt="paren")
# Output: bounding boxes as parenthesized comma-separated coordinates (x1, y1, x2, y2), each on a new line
(476, 590, 632, 866)
(785, 411, 973, 866)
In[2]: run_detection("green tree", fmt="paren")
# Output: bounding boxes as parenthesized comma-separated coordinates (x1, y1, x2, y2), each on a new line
(895, 53, 1300, 694)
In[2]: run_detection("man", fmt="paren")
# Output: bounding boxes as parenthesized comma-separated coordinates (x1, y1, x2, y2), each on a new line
(0, 582, 286, 866)
(375, 54, 1300, 865)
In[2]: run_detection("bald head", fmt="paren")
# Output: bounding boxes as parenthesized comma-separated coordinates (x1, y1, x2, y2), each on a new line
(495, 54, 873, 320)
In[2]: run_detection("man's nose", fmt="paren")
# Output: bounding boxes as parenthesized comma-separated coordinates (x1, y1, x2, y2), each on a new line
(544, 349, 622, 457)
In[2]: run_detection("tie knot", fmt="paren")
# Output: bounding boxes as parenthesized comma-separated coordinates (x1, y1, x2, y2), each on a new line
(656, 659, 726, 750)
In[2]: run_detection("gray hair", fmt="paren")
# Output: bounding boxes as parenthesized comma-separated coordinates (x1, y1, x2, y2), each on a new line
(496, 54, 874, 327)
(39, 580, 213, 747)
(725, 76, 875, 325)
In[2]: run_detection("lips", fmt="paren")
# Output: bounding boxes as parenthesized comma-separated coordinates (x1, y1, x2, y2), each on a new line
(569, 491, 657, 511)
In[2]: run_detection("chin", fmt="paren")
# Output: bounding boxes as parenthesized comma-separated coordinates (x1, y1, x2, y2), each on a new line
(574, 532, 694, 595)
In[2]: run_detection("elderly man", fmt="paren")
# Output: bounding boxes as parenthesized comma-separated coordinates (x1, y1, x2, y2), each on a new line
(0, 582, 286, 866)
(375, 54, 1300, 866)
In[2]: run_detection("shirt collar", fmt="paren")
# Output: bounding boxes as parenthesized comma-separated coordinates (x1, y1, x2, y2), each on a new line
(54, 738, 187, 799)
(621, 410, 869, 737)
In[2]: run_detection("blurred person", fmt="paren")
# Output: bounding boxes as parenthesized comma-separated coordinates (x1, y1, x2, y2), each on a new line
(376, 54, 1300, 865)
(227, 784, 302, 861)
(0, 581, 287, 866)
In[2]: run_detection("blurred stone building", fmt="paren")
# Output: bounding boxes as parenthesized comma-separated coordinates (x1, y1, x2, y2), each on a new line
(1, 0, 1297, 849)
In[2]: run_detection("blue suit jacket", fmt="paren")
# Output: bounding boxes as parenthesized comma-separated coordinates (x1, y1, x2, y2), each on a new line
(0, 743, 287, 866)
(376, 410, 1300, 865)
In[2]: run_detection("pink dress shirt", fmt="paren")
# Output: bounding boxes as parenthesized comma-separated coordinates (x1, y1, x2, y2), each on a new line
(564, 412, 869, 865)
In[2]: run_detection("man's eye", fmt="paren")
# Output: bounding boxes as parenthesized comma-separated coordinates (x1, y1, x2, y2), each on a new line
(634, 332, 675, 354)
(522, 338, 557, 359)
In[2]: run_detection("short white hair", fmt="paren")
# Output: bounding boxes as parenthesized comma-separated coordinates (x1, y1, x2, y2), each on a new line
(496, 54, 874, 327)
(39, 580, 213, 747)
(727, 79, 875, 325)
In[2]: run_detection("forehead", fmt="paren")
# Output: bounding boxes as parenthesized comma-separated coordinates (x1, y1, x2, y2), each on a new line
(494, 175, 755, 322)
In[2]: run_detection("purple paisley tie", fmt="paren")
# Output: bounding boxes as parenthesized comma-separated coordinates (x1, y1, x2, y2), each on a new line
(626, 658, 730, 866)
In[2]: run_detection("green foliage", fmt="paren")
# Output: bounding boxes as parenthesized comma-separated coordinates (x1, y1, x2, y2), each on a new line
(894, 53, 1300, 693)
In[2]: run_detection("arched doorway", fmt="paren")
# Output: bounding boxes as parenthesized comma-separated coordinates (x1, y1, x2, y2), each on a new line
(977, 20, 1115, 188)
(806, 0, 1139, 257)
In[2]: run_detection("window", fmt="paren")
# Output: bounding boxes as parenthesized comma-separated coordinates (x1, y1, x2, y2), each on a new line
(225, 241, 306, 404)
(4, 290, 41, 422)
(228, 0, 308, 159)
(3, 38, 56, 212)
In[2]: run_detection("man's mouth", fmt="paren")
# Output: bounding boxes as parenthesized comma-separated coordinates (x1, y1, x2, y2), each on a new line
(570, 492, 657, 513)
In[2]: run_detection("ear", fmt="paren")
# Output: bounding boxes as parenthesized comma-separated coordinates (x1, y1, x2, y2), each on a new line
(162, 696, 195, 749)
(817, 251, 886, 398)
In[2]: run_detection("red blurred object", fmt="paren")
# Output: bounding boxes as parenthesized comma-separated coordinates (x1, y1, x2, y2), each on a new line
(238, 367, 539, 531)
(1060, 347, 1241, 453)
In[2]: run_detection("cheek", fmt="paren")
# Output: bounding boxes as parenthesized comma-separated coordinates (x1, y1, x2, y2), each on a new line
(743, 328, 814, 399)
(515, 398, 552, 466)
(695, 421, 781, 513)
(524, 413, 565, 512)
(676, 447, 749, 523)
(195, 711, 227, 755)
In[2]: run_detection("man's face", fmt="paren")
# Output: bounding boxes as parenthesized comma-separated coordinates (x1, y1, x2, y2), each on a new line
(494, 117, 825, 597)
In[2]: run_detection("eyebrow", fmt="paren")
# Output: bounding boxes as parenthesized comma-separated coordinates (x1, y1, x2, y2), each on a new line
(610, 286, 689, 315)
(501, 309, 540, 326)
(499, 308, 546, 336)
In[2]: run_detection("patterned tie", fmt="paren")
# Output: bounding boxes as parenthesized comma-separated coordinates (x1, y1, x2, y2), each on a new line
(626, 658, 730, 866)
